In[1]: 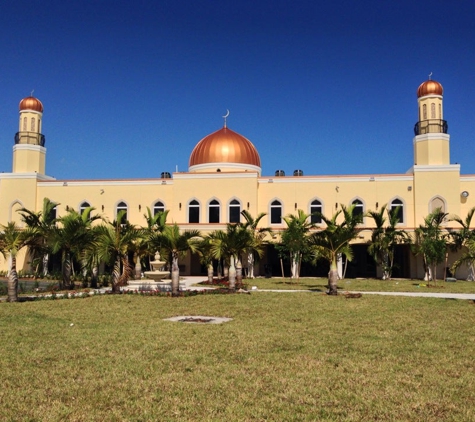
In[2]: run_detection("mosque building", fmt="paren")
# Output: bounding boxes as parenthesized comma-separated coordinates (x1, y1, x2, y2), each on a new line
(0, 78, 472, 279)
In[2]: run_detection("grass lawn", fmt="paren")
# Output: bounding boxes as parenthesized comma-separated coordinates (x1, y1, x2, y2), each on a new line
(246, 277, 475, 294)
(1, 293, 475, 421)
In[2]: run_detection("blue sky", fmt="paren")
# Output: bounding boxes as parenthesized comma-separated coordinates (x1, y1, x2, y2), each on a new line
(1, 0, 475, 179)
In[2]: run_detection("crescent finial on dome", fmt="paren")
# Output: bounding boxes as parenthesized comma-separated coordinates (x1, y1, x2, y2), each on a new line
(222, 109, 230, 128)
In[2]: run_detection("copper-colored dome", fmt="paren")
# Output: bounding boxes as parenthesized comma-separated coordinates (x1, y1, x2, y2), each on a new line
(189, 126, 261, 168)
(19, 96, 44, 112)
(417, 80, 443, 98)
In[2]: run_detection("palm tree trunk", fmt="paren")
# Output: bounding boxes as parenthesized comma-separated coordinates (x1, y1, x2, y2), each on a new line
(62, 250, 72, 290)
(247, 251, 255, 278)
(42, 253, 49, 276)
(91, 264, 98, 289)
(207, 263, 214, 283)
(468, 263, 475, 281)
(290, 252, 299, 279)
(217, 259, 222, 280)
(111, 256, 121, 293)
(171, 254, 180, 297)
(119, 256, 131, 286)
(7, 256, 18, 302)
(228, 255, 236, 292)
(134, 254, 142, 280)
(328, 256, 339, 295)
(236, 257, 243, 289)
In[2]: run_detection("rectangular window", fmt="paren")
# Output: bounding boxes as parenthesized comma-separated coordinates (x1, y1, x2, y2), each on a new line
(189, 207, 199, 223)
(229, 206, 240, 223)
(209, 207, 219, 223)
(271, 207, 281, 224)
(310, 212, 322, 224)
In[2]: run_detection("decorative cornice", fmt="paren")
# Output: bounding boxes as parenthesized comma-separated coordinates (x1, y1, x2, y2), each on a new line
(174, 171, 258, 180)
(413, 133, 450, 144)
(0, 172, 54, 180)
(189, 162, 261, 175)
(38, 178, 173, 187)
(258, 174, 414, 184)
(13, 144, 46, 153)
(418, 94, 442, 100)
(413, 164, 460, 173)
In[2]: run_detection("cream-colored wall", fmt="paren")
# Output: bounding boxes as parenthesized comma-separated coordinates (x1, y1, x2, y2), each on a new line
(413, 134, 450, 165)
(0, 176, 39, 224)
(37, 180, 175, 225)
(173, 172, 258, 228)
(257, 175, 415, 229)
(4, 83, 475, 279)
(12, 145, 46, 173)
(18, 110, 43, 134)
(413, 166, 461, 223)
(418, 96, 443, 120)
(459, 177, 475, 219)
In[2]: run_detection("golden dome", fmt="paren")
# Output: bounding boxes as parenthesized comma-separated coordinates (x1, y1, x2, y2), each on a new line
(189, 126, 261, 170)
(417, 80, 443, 98)
(19, 96, 44, 113)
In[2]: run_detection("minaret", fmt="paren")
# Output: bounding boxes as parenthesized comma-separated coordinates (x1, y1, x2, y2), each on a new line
(413, 78, 450, 165)
(13, 95, 46, 174)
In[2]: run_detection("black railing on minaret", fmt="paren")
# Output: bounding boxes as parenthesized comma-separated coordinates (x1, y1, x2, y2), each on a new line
(15, 132, 46, 146)
(414, 119, 448, 136)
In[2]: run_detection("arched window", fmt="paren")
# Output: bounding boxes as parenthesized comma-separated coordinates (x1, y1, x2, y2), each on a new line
(79, 201, 91, 216)
(10, 201, 24, 226)
(23, 117, 27, 131)
(188, 200, 200, 223)
(49, 206, 57, 222)
(423, 104, 427, 120)
(270, 200, 282, 224)
(208, 199, 220, 223)
(439, 104, 441, 119)
(229, 199, 241, 223)
(352, 199, 364, 218)
(431, 103, 436, 119)
(390, 199, 404, 224)
(31, 118, 35, 132)
(310, 200, 322, 224)
(116, 201, 128, 221)
(430, 197, 446, 214)
(153, 201, 165, 216)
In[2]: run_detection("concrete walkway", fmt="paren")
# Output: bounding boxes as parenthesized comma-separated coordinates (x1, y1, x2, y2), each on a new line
(179, 277, 475, 300)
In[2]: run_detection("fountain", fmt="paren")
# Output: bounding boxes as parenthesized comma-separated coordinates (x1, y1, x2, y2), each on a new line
(144, 252, 169, 281)
(125, 252, 178, 291)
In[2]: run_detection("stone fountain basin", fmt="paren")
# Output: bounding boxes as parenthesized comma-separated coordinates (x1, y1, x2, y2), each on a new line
(126, 278, 185, 292)
(143, 271, 169, 281)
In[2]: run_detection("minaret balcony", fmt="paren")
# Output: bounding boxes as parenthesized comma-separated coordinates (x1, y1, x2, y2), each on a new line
(15, 132, 46, 147)
(414, 119, 448, 136)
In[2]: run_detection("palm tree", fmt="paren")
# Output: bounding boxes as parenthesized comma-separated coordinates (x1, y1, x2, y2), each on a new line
(412, 208, 448, 285)
(449, 207, 475, 280)
(241, 210, 271, 278)
(18, 197, 58, 276)
(150, 224, 201, 296)
(50, 206, 101, 289)
(0, 222, 38, 302)
(309, 204, 362, 295)
(367, 204, 409, 280)
(280, 210, 316, 280)
(95, 211, 145, 293)
(140, 208, 170, 276)
(196, 235, 216, 284)
(210, 224, 252, 291)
